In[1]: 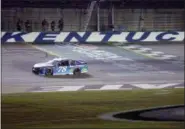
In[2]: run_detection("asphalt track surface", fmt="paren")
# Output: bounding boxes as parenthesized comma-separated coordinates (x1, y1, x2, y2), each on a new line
(144, 44, 184, 60)
(2, 43, 184, 93)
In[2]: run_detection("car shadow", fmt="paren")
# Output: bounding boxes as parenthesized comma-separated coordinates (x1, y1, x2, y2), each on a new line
(43, 73, 93, 79)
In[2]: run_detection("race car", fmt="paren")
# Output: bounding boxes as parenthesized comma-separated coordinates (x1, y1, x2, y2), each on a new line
(32, 58, 88, 76)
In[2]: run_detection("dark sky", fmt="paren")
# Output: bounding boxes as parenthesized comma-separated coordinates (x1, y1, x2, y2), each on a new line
(2, 0, 184, 8)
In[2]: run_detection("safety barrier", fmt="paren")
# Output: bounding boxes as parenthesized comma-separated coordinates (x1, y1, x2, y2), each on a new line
(1, 31, 184, 44)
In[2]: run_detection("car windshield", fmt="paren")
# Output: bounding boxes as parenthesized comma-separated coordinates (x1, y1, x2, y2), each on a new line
(47, 60, 58, 65)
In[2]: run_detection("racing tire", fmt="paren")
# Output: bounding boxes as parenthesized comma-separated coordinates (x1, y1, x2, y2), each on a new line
(73, 69, 81, 76)
(45, 68, 53, 76)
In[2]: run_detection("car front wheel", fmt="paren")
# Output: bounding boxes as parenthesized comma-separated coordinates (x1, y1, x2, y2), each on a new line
(45, 68, 53, 76)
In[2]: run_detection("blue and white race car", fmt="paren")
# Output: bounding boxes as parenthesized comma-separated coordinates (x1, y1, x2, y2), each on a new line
(32, 58, 88, 76)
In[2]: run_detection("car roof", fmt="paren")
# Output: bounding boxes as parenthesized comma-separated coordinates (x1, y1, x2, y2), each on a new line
(53, 57, 67, 61)
(50, 58, 85, 62)
(46, 58, 66, 63)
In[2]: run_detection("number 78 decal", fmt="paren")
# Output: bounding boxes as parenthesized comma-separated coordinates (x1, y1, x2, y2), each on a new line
(58, 66, 67, 72)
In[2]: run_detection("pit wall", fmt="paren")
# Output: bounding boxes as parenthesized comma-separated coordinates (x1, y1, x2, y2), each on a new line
(1, 31, 184, 44)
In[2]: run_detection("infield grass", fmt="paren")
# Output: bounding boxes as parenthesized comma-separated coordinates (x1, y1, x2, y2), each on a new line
(2, 88, 184, 129)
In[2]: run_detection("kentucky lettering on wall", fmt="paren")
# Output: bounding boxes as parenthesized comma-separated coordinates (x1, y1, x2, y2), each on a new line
(1, 31, 184, 43)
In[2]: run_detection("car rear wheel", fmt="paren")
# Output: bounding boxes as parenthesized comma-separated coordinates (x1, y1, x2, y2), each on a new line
(73, 69, 81, 76)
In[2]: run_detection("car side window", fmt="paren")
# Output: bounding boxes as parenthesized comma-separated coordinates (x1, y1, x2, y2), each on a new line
(70, 60, 76, 65)
(59, 60, 69, 66)
(58, 61, 64, 66)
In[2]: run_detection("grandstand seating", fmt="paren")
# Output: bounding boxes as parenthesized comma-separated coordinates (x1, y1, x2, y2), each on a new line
(1, 8, 184, 32)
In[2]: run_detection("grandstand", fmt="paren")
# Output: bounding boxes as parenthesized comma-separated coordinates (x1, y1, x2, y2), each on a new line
(2, 0, 184, 32)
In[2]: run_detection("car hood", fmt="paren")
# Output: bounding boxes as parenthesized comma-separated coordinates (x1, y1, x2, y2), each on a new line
(33, 62, 53, 68)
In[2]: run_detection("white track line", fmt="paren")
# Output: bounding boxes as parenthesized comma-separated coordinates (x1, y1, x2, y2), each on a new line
(100, 85, 123, 90)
